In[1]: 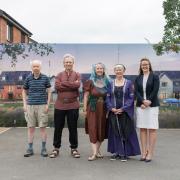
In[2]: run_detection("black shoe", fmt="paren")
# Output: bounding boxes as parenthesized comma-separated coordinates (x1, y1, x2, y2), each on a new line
(121, 156, 127, 162)
(110, 154, 120, 161)
(24, 149, 34, 157)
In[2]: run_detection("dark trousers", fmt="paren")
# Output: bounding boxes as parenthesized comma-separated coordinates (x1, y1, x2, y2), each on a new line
(53, 109, 79, 149)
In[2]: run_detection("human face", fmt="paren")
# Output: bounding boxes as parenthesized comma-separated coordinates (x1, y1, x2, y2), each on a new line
(114, 67, 125, 78)
(64, 57, 74, 71)
(141, 60, 150, 73)
(31, 63, 41, 75)
(95, 64, 104, 76)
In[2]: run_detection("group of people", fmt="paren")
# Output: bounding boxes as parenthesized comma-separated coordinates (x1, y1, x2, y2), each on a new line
(22, 54, 160, 163)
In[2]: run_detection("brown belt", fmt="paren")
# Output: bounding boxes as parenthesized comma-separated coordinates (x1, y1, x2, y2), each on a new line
(60, 97, 77, 104)
(97, 97, 104, 102)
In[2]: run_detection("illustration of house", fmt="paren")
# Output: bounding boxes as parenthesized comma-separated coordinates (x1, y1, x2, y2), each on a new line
(0, 9, 33, 43)
(157, 71, 180, 99)
(81, 72, 180, 100)
(0, 71, 31, 100)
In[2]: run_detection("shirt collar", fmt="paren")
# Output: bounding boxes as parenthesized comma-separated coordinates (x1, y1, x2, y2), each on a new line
(32, 73, 42, 79)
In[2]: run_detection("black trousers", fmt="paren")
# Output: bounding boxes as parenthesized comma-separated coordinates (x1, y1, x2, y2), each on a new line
(53, 109, 79, 149)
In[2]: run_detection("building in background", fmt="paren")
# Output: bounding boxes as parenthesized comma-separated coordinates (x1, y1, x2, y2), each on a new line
(0, 9, 33, 43)
(0, 71, 31, 100)
(156, 71, 180, 99)
(0, 70, 180, 101)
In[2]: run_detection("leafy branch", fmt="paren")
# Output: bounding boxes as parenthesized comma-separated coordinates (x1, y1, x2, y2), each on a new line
(153, 0, 180, 55)
(0, 43, 54, 66)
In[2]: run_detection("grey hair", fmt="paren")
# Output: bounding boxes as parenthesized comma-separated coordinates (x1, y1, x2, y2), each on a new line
(63, 53, 75, 62)
(30, 60, 42, 67)
(114, 64, 126, 71)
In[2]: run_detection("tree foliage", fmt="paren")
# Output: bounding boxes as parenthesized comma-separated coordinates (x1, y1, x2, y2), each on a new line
(153, 0, 180, 55)
(0, 43, 54, 66)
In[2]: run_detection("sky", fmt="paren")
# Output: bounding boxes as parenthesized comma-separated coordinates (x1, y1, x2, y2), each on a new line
(1, 44, 180, 75)
(2, 1, 177, 75)
(1, 0, 165, 43)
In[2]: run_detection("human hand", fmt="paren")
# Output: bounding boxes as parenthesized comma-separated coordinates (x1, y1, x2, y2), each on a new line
(115, 108, 123, 114)
(83, 108, 87, 118)
(45, 105, 49, 113)
(111, 108, 118, 114)
(55, 81, 61, 87)
(141, 104, 146, 109)
(143, 100, 151, 107)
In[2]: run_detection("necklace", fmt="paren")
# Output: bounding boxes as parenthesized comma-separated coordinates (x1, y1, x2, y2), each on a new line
(115, 78, 125, 86)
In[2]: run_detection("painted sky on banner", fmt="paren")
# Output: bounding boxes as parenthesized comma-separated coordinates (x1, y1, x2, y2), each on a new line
(1, 44, 179, 76)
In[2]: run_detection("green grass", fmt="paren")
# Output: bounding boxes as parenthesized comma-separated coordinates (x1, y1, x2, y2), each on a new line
(1, 103, 23, 108)
(160, 106, 180, 112)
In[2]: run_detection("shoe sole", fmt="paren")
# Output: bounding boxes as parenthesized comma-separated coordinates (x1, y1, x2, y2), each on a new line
(24, 153, 34, 157)
(73, 156, 80, 158)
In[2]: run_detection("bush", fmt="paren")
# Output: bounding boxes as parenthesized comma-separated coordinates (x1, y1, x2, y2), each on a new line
(0, 108, 26, 127)
(0, 106, 179, 128)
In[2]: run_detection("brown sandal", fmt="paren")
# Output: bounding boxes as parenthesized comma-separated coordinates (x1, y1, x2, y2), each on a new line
(49, 149, 59, 158)
(96, 151, 103, 158)
(71, 149, 80, 158)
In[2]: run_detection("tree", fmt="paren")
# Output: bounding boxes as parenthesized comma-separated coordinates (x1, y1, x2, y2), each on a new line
(0, 43, 54, 66)
(153, 0, 180, 55)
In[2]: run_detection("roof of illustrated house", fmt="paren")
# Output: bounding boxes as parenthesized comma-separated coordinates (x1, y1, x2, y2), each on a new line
(80, 73, 137, 83)
(155, 71, 180, 80)
(0, 9, 32, 36)
(80, 72, 180, 83)
(0, 71, 31, 85)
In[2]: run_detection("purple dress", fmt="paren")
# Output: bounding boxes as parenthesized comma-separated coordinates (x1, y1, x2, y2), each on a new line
(106, 79, 140, 156)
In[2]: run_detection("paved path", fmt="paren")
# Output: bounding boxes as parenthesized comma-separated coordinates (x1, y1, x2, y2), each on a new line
(0, 127, 10, 134)
(0, 128, 180, 180)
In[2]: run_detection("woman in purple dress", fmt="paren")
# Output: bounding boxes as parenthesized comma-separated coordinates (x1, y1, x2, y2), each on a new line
(106, 64, 140, 161)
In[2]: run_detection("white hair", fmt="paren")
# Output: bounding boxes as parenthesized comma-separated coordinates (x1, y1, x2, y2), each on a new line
(30, 60, 42, 67)
(63, 53, 75, 62)
(114, 64, 126, 71)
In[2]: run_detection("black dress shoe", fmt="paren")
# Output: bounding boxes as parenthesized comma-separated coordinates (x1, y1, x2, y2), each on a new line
(145, 159, 152, 163)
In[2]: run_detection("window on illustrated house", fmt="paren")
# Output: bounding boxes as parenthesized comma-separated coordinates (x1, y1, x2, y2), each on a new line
(2, 76, 6, 81)
(19, 76, 23, 81)
(175, 82, 180, 86)
(162, 82, 168, 87)
(21, 33, 26, 43)
(175, 92, 180, 99)
(162, 93, 167, 99)
(7, 24, 13, 42)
